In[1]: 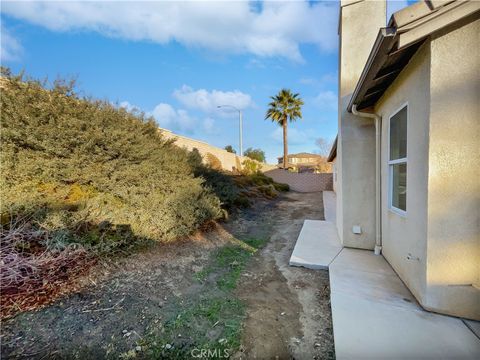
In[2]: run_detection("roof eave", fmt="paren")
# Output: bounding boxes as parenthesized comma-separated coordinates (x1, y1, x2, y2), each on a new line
(327, 136, 338, 162)
(347, 28, 396, 113)
(348, 0, 480, 113)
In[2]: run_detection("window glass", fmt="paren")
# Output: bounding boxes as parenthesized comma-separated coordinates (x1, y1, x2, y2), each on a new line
(392, 163, 407, 211)
(390, 107, 407, 160)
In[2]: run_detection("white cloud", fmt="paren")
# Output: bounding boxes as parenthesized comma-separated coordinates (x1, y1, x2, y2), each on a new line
(0, 1, 338, 62)
(270, 127, 312, 146)
(245, 58, 266, 69)
(173, 85, 254, 114)
(119, 101, 138, 112)
(1, 25, 23, 62)
(299, 72, 337, 86)
(202, 117, 217, 134)
(313, 90, 337, 110)
(149, 103, 196, 134)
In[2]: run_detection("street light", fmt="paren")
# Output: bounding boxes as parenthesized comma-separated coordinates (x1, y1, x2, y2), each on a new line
(217, 105, 243, 156)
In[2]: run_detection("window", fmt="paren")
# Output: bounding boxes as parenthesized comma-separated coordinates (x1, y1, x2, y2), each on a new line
(389, 105, 407, 213)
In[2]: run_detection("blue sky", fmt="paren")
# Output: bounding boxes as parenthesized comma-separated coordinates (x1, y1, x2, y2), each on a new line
(1, 0, 411, 163)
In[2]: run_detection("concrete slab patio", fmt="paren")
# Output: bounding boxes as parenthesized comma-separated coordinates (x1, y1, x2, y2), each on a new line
(289, 191, 480, 359)
(330, 249, 480, 359)
(288, 220, 342, 270)
(322, 191, 336, 223)
(289, 191, 341, 269)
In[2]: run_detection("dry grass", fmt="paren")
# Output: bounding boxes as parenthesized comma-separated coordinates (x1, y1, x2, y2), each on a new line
(0, 217, 96, 319)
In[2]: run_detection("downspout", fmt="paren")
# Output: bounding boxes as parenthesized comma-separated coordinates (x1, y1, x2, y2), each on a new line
(352, 105, 382, 255)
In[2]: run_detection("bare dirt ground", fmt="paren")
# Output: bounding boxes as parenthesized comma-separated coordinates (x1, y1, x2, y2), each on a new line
(1, 192, 334, 359)
(233, 191, 334, 360)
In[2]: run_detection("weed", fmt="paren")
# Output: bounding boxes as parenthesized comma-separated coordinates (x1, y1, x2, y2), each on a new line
(143, 237, 266, 357)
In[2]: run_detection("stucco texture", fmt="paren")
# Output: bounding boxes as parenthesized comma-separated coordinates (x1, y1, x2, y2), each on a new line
(375, 41, 431, 306)
(375, 18, 480, 320)
(426, 18, 480, 320)
(337, 0, 386, 249)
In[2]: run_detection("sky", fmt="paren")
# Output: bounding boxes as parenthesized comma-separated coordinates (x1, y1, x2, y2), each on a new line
(1, 0, 412, 163)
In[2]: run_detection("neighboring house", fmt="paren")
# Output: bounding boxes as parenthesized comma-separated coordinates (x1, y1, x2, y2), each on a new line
(277, 152, 331, 172)
(333, 0, 479, 320)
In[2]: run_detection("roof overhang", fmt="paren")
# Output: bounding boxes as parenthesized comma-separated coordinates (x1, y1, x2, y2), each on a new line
(348, 0, 480, 113)
(327, 136, 338, 162)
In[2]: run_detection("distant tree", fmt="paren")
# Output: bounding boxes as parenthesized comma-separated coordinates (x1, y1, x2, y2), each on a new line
(265, 89, 304, 168)
(224, 145, 236, 154)
(315, 137, 333, 157)
(244, 147, 266, 163)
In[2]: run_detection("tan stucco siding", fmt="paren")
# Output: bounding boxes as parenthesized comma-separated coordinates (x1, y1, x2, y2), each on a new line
(375, 42, 431, 304)
(337, 0, 386, 249)
(425, 18, 480, 320)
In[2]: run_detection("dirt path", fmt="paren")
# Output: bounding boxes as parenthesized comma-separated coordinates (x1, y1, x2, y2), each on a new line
(233, 191, 334, 359)
(1, 192, 334, 359)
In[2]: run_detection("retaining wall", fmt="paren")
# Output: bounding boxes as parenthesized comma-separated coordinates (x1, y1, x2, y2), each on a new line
(264, 169, 333, 193)
(161, 129, 276, 172)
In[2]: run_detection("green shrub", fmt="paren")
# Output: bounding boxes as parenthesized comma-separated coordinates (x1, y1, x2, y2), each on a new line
(0, 69, 224, 249)
(188, 149, 240, 209)
(241, 159, 262, 175)
(273, 182, 290, 192)
(233, 195, 251, 208)
(257, 185, 277, 199)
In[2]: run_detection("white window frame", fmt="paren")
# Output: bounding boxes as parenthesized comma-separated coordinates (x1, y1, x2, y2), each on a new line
(388, 103, 408, 217)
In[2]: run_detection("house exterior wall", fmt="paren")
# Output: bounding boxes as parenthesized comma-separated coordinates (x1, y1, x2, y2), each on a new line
(374, 18, 480, 320)
(425, 18, 480, 320)
(332, 159, 337, 193)
(337, 0, 386, 249)
(374, 42, 431, 306)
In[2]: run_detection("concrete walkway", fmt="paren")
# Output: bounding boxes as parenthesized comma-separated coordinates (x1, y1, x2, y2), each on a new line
(289, 191, 341, 270)
(289, 191, 480, 359)
(323, 191, 336, 223)
(330, 249, 480, 359)
(289, 220, 342, 270)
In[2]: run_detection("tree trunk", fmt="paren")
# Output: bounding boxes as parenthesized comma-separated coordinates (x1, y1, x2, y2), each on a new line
(283, 117, 288, 169)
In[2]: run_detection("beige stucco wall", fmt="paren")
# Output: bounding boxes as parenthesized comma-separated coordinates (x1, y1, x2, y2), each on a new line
(374, 42, 431, 305)
(337, 0, 385, 249)
(264, 169, 333, 193)
(375, 18, 480, 320)
(332, 159, 337, 193)
(425, 18, 480, 320)
(160, 129, 276, 173)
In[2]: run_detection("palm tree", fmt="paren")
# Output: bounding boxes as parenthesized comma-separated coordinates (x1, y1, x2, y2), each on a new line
(265, 89, 304, 169)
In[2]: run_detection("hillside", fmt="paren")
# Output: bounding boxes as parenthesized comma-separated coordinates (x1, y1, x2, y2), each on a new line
(0, 69, 229, 316)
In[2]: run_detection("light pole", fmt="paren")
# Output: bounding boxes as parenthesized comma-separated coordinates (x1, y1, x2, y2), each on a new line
(217, 105, 243, 156)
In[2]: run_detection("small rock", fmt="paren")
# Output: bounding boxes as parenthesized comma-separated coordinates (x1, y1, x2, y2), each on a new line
(280, 312, 286, 316)
(314, 343, 321, 348)
(165, 344, 172, 350)
(135, 346, 142, 352)
(122, 330, 128, 334)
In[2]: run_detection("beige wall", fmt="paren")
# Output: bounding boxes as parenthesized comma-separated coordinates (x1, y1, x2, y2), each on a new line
(375, 42, 431, 306)
(425, 18, 480, 320)
(337, 0, 386, 249)
(332, 159, 337, 193)
(264, 169, 333, 193)
(374, 18, 480, 320)
(161, 129, 276, 173)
